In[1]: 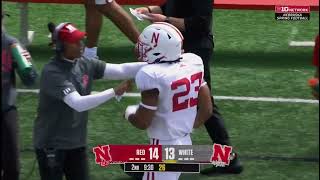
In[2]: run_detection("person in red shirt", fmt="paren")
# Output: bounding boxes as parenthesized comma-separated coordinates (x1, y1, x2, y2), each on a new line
(311, 34, 319, 99)
(313, 34, 319, 76)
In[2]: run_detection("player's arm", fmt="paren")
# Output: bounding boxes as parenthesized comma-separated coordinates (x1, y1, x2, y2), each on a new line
(125, 89, 159, 130)
(103, 62, 147, 80)
(143, 14, 186, 32)
(63, 80, 131, 112)
(163, 17, 185, 32)
(95, 0, 140, 43)
(148, 6, 163, 14)
(193, 83, 213, 128)
(135, 1, 185, 31)
(143, 0, 212, 33)
(135, 6, 163, 14)
(64, 89, 115, 112)
(90, 59, 146, 80)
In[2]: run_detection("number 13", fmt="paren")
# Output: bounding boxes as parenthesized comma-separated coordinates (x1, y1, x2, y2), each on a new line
(171, 72, 203, 112)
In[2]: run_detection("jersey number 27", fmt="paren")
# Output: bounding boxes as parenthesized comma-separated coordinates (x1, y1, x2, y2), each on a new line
(171, 72, 203, 112)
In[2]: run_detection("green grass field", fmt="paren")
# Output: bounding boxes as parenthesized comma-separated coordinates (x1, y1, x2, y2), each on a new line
(3, 2, 320, 180)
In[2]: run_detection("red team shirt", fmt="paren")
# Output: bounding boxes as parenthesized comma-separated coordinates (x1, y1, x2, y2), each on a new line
(313, 34, 319, 67)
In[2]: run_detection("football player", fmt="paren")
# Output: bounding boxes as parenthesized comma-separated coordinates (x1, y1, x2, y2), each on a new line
(124, 22, 213, 180)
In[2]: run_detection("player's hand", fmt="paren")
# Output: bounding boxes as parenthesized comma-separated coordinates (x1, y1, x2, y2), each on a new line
(135, 7, 150, 14)
(144, 13, 166, 23)
(114, 80, 133, 96)
(21, 50, 32, 61)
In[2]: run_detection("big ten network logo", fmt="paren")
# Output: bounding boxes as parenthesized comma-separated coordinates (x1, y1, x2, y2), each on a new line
(92, 145, 112, 167)
(210, 144, 235, 167)
(275, 6, 310, 21)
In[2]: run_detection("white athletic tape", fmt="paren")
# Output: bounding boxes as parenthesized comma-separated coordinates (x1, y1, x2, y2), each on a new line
(139, 102, 157, 110)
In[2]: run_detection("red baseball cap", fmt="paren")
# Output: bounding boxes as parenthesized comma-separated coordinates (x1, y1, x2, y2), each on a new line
(57, 23, 86, 43)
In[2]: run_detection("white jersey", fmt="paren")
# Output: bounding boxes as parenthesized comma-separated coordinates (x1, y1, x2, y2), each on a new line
(135, 53, 205, 140)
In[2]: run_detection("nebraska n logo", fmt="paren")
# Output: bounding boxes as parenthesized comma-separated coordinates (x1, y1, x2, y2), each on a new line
(151, 32, 160, 47)
(210, 143, 233, 167)
(92, 145, 112, 167)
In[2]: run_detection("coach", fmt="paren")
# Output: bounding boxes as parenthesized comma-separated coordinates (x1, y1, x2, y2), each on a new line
(33, 22, 145, 180)
(135, 0, 243, 175)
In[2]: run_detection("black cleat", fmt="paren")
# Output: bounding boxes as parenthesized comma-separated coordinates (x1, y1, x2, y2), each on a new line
(200, 153, 243, 176)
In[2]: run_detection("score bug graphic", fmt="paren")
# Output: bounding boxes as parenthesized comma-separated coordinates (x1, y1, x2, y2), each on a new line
(92, 144, 233, 173)
(93, 145, 162, 167)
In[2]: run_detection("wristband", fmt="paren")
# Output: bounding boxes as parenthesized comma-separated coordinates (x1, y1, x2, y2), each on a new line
(139, 102, 158, 111)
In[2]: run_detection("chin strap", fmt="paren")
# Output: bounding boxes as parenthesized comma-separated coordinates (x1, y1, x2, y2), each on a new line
(156, 57, 182, 64)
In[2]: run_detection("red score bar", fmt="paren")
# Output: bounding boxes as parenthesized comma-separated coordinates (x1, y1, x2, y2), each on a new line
(275, 6, 310, 13)
(93, 145, 163, 165)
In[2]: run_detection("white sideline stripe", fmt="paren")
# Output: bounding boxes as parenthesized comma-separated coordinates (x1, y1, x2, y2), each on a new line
(16, 89, 319, 104)
(288, 27, 298, 43)
(289, 41, 315, 47)
(215, 96, 318, 104)
(28, 31, 35, 44)
(18, 89, 40, 93)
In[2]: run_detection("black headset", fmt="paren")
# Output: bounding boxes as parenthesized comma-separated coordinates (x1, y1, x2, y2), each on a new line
(52, 22, 71, 53)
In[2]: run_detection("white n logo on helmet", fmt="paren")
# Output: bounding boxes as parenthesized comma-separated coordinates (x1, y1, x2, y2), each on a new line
(151, 32, 160, 47)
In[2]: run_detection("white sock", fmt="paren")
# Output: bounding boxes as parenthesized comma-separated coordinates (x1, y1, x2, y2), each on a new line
(83, 47, 98, 60)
